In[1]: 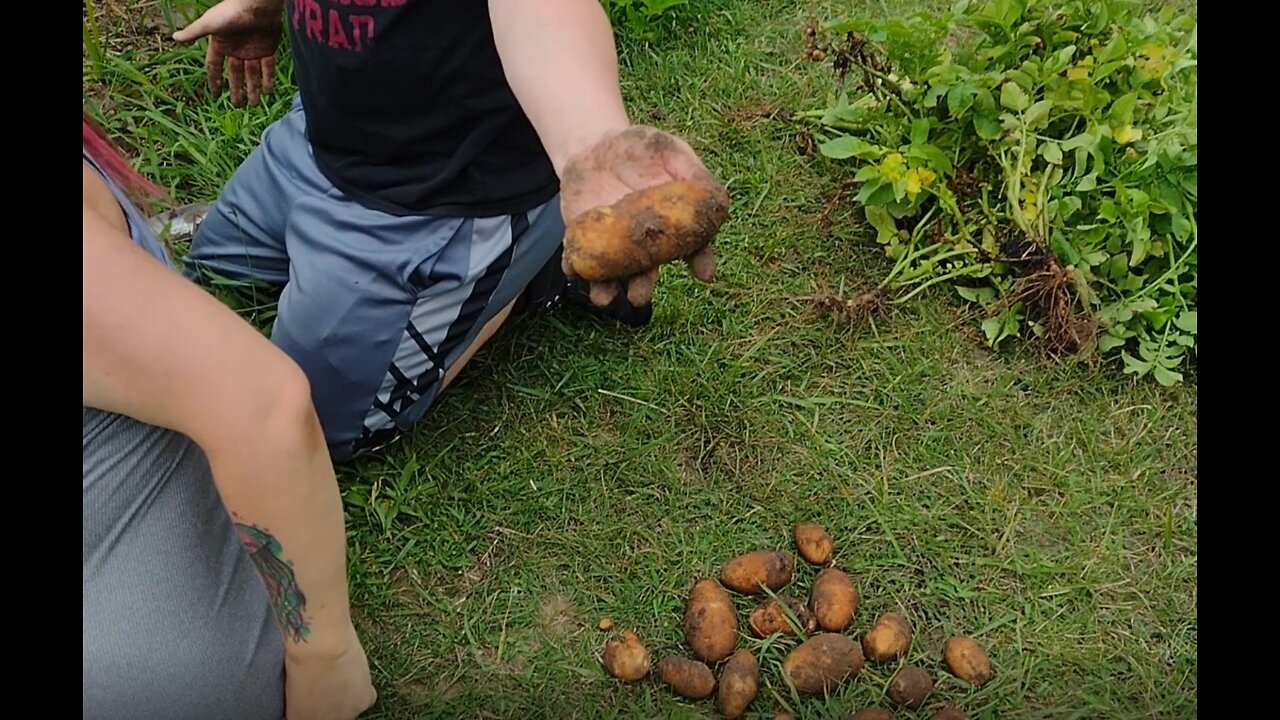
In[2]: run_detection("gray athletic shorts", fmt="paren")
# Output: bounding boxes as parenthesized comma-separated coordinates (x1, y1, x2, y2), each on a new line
(185, 95, 565, 462)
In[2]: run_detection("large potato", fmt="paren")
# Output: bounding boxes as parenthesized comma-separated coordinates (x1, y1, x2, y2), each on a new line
(887, 665, 933, 709)
(658, 656, 716, 699)
(563, 178, 730, 282)
(793, 522, 834, 565)
(716, 650, 759, 719)
(683, 578, 738, 664)
(720, 551, 794, 595)
(602, 630, 651, 682)
(862, 612, 912, 661)
(808, 567, 858, 632)
(781, 633, 864, 694)
(943, 636, 993, 687)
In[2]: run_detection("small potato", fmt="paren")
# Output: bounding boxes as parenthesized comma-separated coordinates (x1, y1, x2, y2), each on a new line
(943, 636, 994, 687)
(781, 633, 864, 694)
(603, 630, 651, 682)
(598, 617, 615, 631)
(658, 656, 716, 700)
(748, 596, 815, 637)
(808, 568, 858, 632)
(716, 650, 759, 719)
(683, 578, 739, 664)
(847, 709, 895, 720)
(931, 703, 968, 720)
(563, 178, 731, 283)
(720, 551, 795, 595)
(793, 523, 834, 565)
(888, 665, 933, 709)
(861, 612, 912, 662)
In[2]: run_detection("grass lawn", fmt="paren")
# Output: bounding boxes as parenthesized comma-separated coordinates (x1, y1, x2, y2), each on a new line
(84, 0, 1197, 717)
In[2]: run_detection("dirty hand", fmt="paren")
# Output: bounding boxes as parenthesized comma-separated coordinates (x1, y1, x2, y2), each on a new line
(559, 125, 722, 309)
(173, 0, 283, 107)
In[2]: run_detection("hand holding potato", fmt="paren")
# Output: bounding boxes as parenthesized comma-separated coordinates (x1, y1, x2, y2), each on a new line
(559, 126, 728, 308)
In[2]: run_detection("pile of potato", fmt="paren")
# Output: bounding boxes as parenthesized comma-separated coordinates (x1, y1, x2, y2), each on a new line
(600, 523, 994, 718)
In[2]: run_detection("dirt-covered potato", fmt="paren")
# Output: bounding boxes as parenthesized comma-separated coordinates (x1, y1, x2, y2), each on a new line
(603, 630, 651, 682)
(861, 612, 912, 661)
(683, 578, 739, 664)
(748, 596, 815, 637)
(888, 665, 933, 709)
(808, 567, 858, 631)
(720, 551, 795, 595)
(943, 636, 994, 687)
(931, 703, 969, 720)
(562, 178, 730, 282)
(781, 633, 864, 694)
(658, 656, 716, 700)
(793, 522, 834, 565)
(716, 650, 759, 719)
(847, 708, 895, 720)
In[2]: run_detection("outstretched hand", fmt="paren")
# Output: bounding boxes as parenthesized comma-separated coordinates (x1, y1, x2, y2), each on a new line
(173, 0, 283, 107)
(559, 126, 722, 308)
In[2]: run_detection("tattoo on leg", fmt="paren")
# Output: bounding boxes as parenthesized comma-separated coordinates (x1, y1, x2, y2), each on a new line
(233, 517, 311, 643)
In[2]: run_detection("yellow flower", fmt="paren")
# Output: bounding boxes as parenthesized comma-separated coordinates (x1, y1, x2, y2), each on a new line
(1114, 125, 1143, 145)
(904, 167, 937, 198)
(879, 152, 907, 181)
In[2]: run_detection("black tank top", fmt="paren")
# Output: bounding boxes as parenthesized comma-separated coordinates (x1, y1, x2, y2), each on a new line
(285, 0, 559, 218)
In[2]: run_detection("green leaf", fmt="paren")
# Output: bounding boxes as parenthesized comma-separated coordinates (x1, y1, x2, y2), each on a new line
(974, 113, 1002, 139)
(981, 315, 1006, 345)
(1047, 45, 1078, 74)
(948, 84, 976, 117)
(1061, 131, 1096, 151)
(865, 205, 899, 245)
(1110, 92, 1140, 124)
(1081, 249, 1107, 266)
(1093, 60, 1125, 82)
(1171, 213, 1192, 242)
(1180, 172, 1198, 196)
(1152, 364, 1183, 386)
(855, 167, 882, 183)
(1098, 199, 1118, 222)
(1000, 81, 1030, 111)
(856, 180, 896, 205)
(974, 88, 996, 113)
(1098, 33, 1128, 63)
(925, 83, 949, 108)
(1040, 141, 1063, 165)
(1129, 233, 1149, 267)
(1076, 173, 1098, 191)
(1173, 310, 1197, 334)
(907, 144, 954, 173)
(956, 285, 997, 304)
(1024, 99, 1053, 128)
(1121, 351, 1152, 376)
(1098, 333, 1127, 352)
(1051, 233, 1081, 266)
(1054, 195, 1082, 219)
(910, 118, 931, 146)
(820, 136, 881, 160)
(1006, 69, 1035, 91)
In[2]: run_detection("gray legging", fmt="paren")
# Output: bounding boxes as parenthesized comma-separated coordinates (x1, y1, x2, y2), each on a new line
(82, 149, 285, 719)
